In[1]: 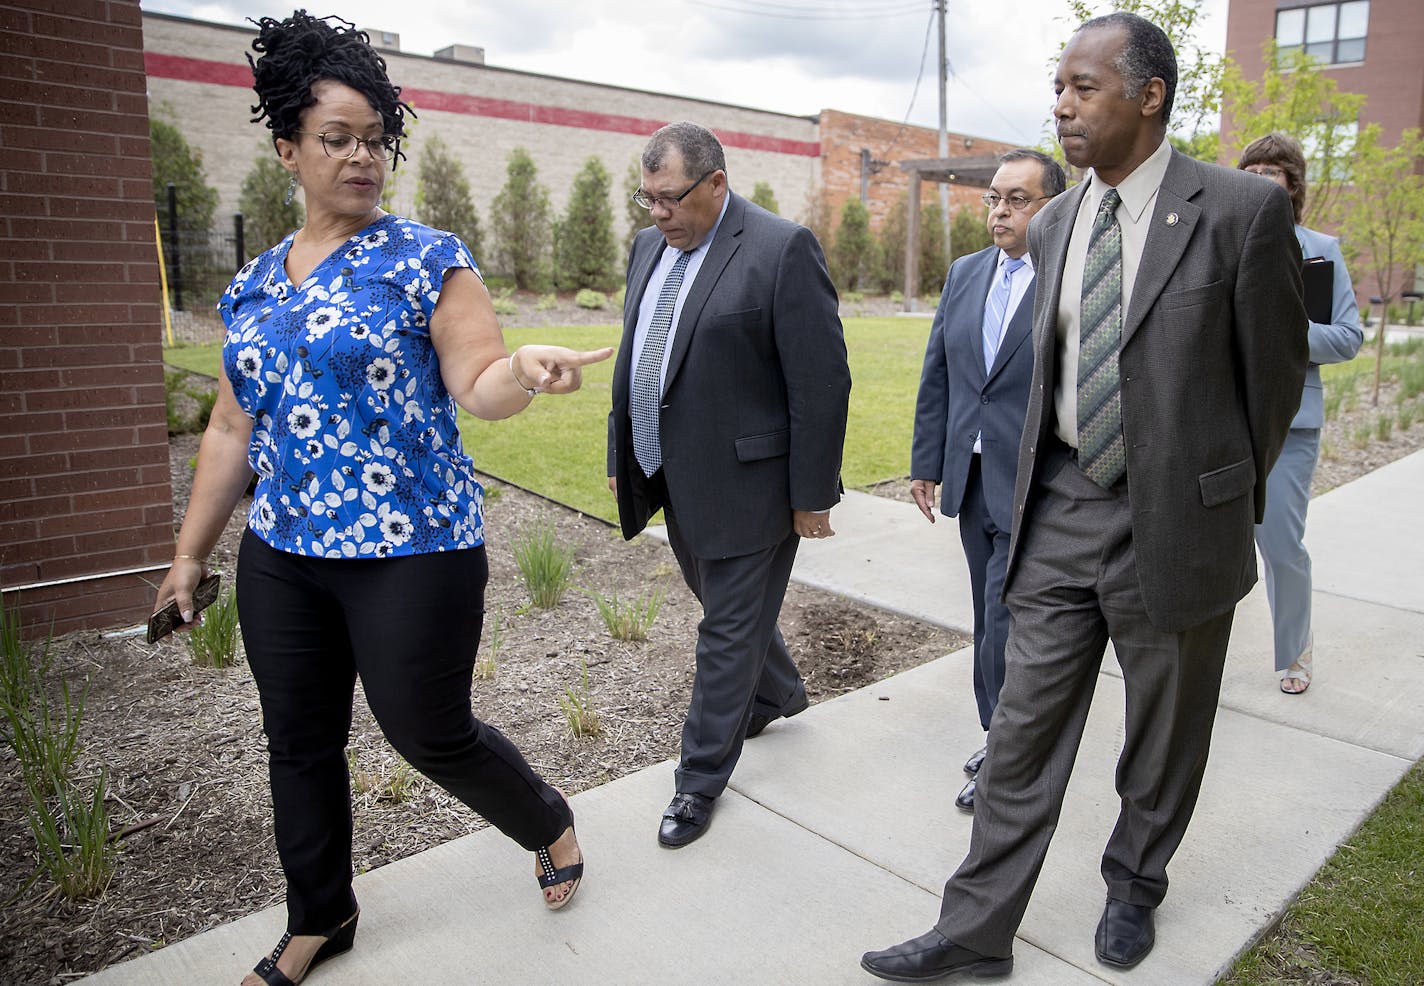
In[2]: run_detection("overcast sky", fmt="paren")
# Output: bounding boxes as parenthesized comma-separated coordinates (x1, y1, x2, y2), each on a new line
(141, 0, 1228, 147)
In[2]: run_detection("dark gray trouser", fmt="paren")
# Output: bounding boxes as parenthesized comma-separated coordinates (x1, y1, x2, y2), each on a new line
(663, 505, 803, 798)
(936, 441, 1234, 957)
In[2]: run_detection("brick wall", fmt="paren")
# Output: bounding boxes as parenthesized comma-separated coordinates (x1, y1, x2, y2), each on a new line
(1, 0, 174, 637)
(818, 108, 1019, 233)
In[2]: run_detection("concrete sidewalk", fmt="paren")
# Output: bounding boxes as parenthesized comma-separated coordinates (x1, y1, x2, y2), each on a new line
(81, 452, 1424, 985)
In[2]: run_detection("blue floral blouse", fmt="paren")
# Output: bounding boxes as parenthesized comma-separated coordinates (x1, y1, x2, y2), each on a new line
(219, 215, 485, 558)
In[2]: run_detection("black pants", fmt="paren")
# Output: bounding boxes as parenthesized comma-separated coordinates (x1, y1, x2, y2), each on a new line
(237, 530, 570, 933)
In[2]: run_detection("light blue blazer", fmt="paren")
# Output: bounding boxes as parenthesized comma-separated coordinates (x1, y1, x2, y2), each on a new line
(1293, 225, 1363, 428)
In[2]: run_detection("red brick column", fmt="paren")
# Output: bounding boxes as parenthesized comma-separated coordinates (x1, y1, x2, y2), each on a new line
(1, 0, 175, 637)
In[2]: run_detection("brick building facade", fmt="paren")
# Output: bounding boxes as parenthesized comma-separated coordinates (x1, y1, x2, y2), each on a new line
(1, 0, 174, 636)
(1223, 0, 1424, 302)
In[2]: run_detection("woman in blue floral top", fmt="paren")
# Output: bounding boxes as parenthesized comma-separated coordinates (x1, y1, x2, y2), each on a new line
(150, 13, 610, 985)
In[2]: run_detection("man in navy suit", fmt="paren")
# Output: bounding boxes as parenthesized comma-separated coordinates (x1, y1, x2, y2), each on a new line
(608, 122, 851, 848)
(910, 149, 1065, 813)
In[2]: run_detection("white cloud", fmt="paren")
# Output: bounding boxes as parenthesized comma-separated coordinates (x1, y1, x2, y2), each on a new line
(140, 0, 1228, 144)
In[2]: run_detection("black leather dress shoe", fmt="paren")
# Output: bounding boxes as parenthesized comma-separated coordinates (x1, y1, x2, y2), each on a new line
(962, 745, 988, 776)
(861, 929, 1012, 982)
(658, 792, 715, 848)
(746, 680, 810, 738)
(1095, 897, 1155, 968)
(954, 776, 976, 813)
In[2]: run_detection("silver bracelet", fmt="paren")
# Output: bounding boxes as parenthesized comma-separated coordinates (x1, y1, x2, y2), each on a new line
(508, 353, 539, 396)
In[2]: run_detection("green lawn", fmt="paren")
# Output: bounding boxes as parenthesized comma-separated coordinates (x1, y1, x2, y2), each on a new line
(163, 315, 935, 521)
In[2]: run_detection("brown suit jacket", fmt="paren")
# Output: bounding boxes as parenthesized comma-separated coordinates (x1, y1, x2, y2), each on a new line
(1007, 150, 1308, 633)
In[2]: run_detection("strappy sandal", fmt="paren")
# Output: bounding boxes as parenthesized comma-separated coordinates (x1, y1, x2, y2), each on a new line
(537, 793, 583, 911)
(252, 909, 359, 986)
(1280, 640, 1314, 695)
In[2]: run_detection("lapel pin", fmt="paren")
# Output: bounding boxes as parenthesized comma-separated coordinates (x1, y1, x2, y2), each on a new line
(1165, 212, 1180, 226)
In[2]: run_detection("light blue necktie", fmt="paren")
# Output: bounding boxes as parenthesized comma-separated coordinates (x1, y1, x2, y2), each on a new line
(631, 250, 692, 477)
(982, 256, 1026, 374)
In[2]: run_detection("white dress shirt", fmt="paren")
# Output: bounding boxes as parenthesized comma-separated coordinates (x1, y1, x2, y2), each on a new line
(1053, 137, 1172, 448)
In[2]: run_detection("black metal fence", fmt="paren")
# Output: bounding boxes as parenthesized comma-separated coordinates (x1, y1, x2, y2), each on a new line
(154, 183, 247, 314)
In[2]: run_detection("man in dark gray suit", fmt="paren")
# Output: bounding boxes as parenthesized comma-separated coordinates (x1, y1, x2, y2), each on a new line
(910, 149, 1065, 814)
(608, 121, 850, 848)
(863, 13, 1307, 980)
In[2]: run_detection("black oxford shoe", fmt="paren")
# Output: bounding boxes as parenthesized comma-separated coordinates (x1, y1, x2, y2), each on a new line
(861, 929, 1013, 982)
(746, 680, 810, 738)
(658, 792, 714, 848)
(954, 776, 976, 813)
(962, 745, 988, 776)
(1095, 897, 1156, 968)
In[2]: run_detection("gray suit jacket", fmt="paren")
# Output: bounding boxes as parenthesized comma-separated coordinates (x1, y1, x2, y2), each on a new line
(1007, 150, 1309, 633)
(1292, 224, 1363, 429)
(607, 193, 851, 559)
(911, 246, 1034, 532)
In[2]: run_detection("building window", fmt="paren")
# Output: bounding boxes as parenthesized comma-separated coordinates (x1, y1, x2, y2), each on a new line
(1276, 1, 1369, 65)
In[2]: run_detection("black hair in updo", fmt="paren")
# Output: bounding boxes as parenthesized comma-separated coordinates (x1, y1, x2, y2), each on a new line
(246, 10, 413, 168)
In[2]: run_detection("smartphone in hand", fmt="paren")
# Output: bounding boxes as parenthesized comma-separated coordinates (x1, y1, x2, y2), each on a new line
(148, 573, 223, 644)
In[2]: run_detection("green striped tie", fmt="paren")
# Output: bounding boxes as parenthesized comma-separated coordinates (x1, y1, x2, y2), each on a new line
(1077, 188, 1126, 487)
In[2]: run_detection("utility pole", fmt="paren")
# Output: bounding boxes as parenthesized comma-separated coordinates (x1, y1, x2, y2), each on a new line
(937, 0, 950, 253)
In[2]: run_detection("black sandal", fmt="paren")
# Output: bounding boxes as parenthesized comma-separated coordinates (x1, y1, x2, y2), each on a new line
(537, 838, 584, 910)
(252, 909, 359, 986)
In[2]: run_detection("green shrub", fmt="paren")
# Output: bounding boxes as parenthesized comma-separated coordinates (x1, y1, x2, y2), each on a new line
(1376, 414, 1393, 442)
(575, 289, 608, 310)
(184, 586, 241, 668)
(536, 292, 558, 311)
(512, 521, 575, 608)
(492, 296, 518, 317)
(842, 290, 865, 304)
(613, 285, 626, 309)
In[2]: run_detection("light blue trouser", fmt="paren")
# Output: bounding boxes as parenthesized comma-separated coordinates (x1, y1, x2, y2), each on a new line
(1254, 427, 1320, 672)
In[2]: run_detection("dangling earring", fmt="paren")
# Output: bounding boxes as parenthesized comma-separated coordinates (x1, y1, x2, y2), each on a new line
(284, 174, 298, 206)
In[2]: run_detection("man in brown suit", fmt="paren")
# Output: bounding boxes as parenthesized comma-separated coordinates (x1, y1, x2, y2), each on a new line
(862, 12, 1307, 981)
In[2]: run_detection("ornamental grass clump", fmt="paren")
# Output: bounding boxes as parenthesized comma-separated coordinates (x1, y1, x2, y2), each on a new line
(513, 520, 575, 609)
(585, 587, 665, 642)
(184, 585, 241, 668)
(0, 603, 115, 901)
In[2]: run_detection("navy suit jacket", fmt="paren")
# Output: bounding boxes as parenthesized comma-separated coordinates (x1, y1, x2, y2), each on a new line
(607, 193, 850, 559)
(910, 246, 1034, 533)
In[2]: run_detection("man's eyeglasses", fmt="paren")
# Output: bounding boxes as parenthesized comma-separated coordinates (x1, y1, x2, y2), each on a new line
(632, 170, 715, 211)
(293, 131, 397, 161)
(1244, 165, 1286, 180)
(981, 193, 1051, 212)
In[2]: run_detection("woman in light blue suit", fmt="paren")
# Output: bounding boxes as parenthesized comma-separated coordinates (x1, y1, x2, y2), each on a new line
(1239, 133, 1363, 693)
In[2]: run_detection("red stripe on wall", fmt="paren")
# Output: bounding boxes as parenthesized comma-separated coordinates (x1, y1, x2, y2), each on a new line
(144, 53, 821, 158)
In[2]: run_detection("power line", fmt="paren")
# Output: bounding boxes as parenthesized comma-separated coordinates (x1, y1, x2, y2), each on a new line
(691, 0, 925, 21)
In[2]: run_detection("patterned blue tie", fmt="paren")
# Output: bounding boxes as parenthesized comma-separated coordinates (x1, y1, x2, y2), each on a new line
(982, 256, 1026, 374)
(1077, 188, 1126, 487)
(632, 250, 692, 476)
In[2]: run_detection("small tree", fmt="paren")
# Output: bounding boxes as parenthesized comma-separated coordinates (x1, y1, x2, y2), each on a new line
(415, 134, 483, 259)
(919, 202, 948, 296)
(554, 156, 618, 291)
(238, 149, 304, 255)
(750, 181, 780, 215)
(949, 204, 993, 265)
(799, 182, 835, 259)
(1220, 42, 1366, 227)
(876, 192, 908, 294)
(622, 159, 651, 254)
(830, 196, 877, 292)
(490, 147, 553, 290)
(1332, 126, 1424, 405)
(150, 116, 221, 306)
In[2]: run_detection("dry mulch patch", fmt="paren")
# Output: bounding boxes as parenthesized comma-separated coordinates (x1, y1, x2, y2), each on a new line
(0, 433, 967, 984)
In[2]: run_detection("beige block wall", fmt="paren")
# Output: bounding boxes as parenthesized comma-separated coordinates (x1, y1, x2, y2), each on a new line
(142, 13, 821, 251)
